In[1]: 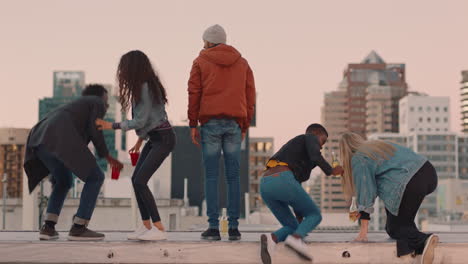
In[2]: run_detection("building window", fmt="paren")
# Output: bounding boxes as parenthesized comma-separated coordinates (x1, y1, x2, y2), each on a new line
(427, 128, 431, 132)
(435, 117, 439, 123)
(436, 128, 440, 131)
(419, 117, 423, 122)
(418, 106, 423, 112)
(444, 107, 448, 112)
(435, 107, 439, 112)
(427, 117, 431, 123)
(410, 107, 414, 112)
(444, 117, 448, 123)
(427, 106, 431, 112)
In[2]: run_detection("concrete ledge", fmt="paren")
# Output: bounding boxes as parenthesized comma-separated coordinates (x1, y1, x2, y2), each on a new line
(0, 232, 467, 263)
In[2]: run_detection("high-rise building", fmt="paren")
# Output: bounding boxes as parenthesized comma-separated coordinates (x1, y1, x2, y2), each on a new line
(320, 51, 408, 213)
(53, 71, 85, 97)
(366, 86, 393, 135)
(399, 93, 450, 134)
(249, 137, 274, 211)
(344, 51, 407, 137)
(0, 128, 30, 198)
(320, 86, 348, 213)
(461, 71, 468, 133)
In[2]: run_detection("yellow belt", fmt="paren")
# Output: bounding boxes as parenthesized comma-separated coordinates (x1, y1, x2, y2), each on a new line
(266, 160, 289, 169)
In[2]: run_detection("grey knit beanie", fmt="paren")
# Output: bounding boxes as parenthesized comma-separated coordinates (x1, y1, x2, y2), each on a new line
(202, 24, 227, 44)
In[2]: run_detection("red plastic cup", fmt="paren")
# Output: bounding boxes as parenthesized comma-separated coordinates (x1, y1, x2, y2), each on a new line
(111, 166, 120, 180)
(130, 152, 140, 167)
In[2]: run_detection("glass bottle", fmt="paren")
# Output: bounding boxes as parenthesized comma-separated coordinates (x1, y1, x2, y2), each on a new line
(220, 208, 228, 235)
(332, 151, 340, 168)
(349, 196, 359, 222)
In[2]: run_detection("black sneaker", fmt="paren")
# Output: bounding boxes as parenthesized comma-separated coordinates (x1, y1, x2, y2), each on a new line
(201, 228, 221, 241)
(68, 225, 105, 241)
(228, 228, 241, 241)
(39, 224, 59, 240)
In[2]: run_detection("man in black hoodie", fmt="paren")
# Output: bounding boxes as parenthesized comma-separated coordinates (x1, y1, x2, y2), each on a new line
(259, 124, 344, 263)
(24, 84, 123, 241)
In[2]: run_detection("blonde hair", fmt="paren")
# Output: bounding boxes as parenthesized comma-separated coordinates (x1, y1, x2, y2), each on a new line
(339, 132, 396, 199)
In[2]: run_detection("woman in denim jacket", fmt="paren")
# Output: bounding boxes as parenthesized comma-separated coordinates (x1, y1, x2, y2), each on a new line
(339, 132, 438, 264)
(97, 50, 175, 241)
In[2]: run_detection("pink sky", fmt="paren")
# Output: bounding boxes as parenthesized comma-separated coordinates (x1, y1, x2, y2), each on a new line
(1, 0, 467, 149)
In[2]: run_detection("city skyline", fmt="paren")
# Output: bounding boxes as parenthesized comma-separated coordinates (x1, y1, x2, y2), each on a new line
(1, 0, 468, 149)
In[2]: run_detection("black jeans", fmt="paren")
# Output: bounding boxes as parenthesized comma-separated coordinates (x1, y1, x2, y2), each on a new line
(385, 161, 438, 257)
(132, 129, 176, 223)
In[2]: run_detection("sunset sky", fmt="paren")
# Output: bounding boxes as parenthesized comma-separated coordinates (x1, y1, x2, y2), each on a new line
(1, 0, 467, 149)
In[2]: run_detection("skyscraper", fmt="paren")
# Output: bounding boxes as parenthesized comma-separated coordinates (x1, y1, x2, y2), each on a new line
(320, 51, 408, 213)
(321, 86, 348, 212)
(53, 71, 85, 98)
(344, 51, 407, 137)
(461, 71, 468, 133)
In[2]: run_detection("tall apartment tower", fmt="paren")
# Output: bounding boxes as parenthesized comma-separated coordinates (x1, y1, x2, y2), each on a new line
(320, 51, 408, 213)
(344, 51, 407, 137)
(461, 71, 468, 133)
(320, 84, 348, 212)
(0, 128, 30, 198)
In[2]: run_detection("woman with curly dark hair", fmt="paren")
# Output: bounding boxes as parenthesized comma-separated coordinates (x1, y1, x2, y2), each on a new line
(97, 50, 175, 241)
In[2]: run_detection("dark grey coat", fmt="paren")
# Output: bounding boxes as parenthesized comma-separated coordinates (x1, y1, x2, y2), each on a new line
(24, 96, 109, 193)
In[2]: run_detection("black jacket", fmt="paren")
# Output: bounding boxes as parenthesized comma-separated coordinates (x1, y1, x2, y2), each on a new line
(269, 134, 332, 183)
(24, 96, 109, 193)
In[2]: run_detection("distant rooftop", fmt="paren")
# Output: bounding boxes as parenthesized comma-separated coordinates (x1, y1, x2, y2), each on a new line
(361, 50, 386, 64)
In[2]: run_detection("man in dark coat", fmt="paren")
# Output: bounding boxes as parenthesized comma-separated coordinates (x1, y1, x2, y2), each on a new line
(24, 84, 123, 241)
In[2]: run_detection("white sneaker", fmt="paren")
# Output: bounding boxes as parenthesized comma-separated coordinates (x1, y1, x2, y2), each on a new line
(127, 225, 150, 240)
(260, 234, 276, 264)
(421, 234, 439, 264)
(285, 235, 313, 261)
(137, 227, 167, 241)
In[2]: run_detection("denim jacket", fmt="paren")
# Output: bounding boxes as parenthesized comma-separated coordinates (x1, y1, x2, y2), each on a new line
(120, 83, 168, 139)
(351, 143, 427, 216)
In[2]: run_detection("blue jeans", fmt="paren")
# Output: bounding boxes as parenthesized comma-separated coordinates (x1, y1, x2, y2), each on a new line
(201, 119, 241, 229)
(36, 145, 105, 223)
(260, 171, 322, 242)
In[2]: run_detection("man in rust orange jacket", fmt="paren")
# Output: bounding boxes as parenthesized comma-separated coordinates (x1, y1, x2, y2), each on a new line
(187, 24, 256, 241)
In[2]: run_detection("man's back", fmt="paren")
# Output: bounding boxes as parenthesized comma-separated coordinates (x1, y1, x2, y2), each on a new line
(188, 44, 255, 132)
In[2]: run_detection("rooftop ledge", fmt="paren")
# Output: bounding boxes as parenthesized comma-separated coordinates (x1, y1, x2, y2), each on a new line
(0, 231, 467, 264)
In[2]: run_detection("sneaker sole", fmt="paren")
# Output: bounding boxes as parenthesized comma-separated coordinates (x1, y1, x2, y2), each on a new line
(138, 237, 167, 241)
(422, 234, 439, 264)
(285, 243, 313, 262)
(39, 234, 59, 241)
(67, 236, 105, 241)
(260, 234, 272, 264)
(201, 236, 221, 241)
(229, 236, 241, 241)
